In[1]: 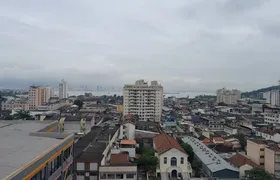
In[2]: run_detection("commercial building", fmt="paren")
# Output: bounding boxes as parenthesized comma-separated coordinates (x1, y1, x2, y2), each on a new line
(182, 136, 239, 179)
(123, 80, 163, 122)
(59, 79, 68, 99)
(28, 85, 53, 110)
(0, 120, 74, 180)
(153, 134, 192, 180)
(216, 88, 241, 105)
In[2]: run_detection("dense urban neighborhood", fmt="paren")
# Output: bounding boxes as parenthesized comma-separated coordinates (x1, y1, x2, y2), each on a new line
(1, 79, 280, 180)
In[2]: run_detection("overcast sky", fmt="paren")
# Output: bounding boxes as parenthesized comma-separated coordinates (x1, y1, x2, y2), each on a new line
(0, 0, 279, 92)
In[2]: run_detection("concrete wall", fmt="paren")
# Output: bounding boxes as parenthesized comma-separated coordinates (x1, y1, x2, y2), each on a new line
(247, 140, 266, 166)
(265, 148, 275, 175)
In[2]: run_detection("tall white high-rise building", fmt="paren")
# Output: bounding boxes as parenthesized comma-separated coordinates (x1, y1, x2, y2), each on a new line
(123, 80, 163, 122)
(216, 88, 241, 105)
(59, 79, 68, 99)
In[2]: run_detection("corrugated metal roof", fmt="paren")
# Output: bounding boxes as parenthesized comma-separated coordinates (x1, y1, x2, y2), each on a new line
(182, 136, 238, 173)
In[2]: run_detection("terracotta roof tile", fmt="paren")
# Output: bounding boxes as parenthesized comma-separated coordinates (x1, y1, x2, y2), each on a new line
(120, 140, 136, 145)
(153, 134, 185, 154)
(213, 137, 224, 141)
(229, 153, 260, 168)
(110, 154, 131, 165)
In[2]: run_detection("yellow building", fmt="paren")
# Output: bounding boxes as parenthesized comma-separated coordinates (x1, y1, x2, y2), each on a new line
(116, 104, 123, 113)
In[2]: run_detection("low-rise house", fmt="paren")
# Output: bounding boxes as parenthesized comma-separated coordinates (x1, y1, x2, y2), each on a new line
(2, 102, 29, 110)
(213, 137, 225, 144)
(153, 134, 192, 180)
(254, 128, 280, 142)
(229, 153, 260, 178)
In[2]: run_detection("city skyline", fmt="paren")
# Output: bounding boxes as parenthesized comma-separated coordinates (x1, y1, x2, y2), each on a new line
(1, 1, 280, 92)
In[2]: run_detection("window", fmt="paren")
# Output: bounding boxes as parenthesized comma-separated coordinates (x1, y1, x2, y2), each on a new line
(260, 155, 264, 158)
(107, 174, 115, 179)
(170, 157, 177, 166)
(181, 157, 184, 164)
(260, 163, 264, 166)
(116, 174, 124, 179)
(260, 148, 265, 151)
(100, 174, 106, 179)
(164, 157, 167, 164)
(126, 174, 134, 179)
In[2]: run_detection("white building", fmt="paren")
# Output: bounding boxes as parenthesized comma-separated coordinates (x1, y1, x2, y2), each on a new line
(153, 134, 192, 180)
(255, 128, 280, 142)
(123, 80, 163, 122)
(216, 88, 241, 105)
(59, 79, 68, 99)
(263, 90, 280, 106)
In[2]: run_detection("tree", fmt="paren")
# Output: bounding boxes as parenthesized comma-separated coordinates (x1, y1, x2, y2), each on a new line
(73, 99, 83, 109)
(236, 133, 247, 151)
(137, 146, 158, 172)
(13, 110, 32, 120)
(245, 168, 273, 180)
(178, 139, 194, 163)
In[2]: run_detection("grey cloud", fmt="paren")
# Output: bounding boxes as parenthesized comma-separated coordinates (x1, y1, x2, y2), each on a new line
(0, 0, 280, 92)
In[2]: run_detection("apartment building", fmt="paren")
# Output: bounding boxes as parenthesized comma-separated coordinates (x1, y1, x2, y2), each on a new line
(263, 90, 280, 106)
(216, 88, 241, 105)
(247, 139, 280, 178)
(59, 79, 68, 99)
(247, 139, 267, 167)
(265, 144, 280, 178)
(123, 80, 163, 122)
(28, 86, 53, 110)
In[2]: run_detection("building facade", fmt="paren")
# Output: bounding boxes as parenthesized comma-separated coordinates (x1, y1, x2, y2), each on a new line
(263, 90, 280, 106)
(216, 88, 241, 105)
(1, 102, 29, 110)
(123, 80, 163, 122)
(59, 79, 68, 99)
(246, 139, 267, 167)
(153, 134, 192, 180)
(28, 86, 52, 110)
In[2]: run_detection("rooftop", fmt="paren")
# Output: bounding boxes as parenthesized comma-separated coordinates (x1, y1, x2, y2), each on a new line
(0, 120, 63, 179)
(182, 136, 239, 173)
(154, 134, 185, 154)
(120, 140, 136, 145)
(229, 153, 260, 168)
(74, 125, 119, 162)
(110, 154, 131, 165)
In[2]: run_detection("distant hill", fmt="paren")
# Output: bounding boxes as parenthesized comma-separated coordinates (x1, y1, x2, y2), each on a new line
(242, 85, 280, 98)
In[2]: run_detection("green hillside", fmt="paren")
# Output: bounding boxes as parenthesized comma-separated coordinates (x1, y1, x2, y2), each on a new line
(242, 85, 280, 98)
